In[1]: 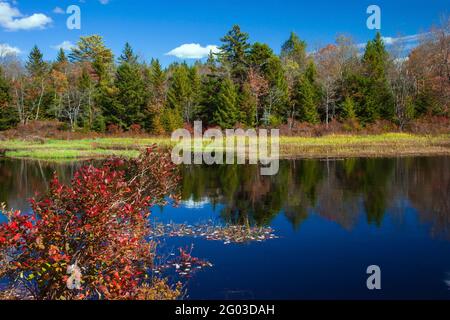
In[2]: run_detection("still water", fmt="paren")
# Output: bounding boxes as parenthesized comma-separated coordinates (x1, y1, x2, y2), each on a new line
(0, 157, 449, 299)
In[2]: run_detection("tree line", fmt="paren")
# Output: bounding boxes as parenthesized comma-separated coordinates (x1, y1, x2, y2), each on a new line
(0, 18, 448, 133)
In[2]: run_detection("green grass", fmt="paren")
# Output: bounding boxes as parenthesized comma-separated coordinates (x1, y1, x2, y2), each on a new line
(0, 133, 449, 161)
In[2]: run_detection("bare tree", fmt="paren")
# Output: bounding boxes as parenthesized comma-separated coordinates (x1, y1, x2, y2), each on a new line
(387, 36, 416, 129)
(316, 45, 339, 127)
(248, 68, 269, 124)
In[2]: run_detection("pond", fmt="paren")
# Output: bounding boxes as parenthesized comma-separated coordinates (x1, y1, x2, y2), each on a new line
(0, 156, 449, 299)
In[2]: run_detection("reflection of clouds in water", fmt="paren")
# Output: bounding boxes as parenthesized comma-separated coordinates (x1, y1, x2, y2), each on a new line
(181, 197, 210, 209)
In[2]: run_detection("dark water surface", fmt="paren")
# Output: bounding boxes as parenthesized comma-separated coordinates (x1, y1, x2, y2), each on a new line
(0, 157, 449, 299)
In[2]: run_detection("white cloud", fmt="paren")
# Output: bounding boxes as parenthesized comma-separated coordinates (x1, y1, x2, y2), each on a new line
(99, 0, 110, 4)
(52, 41, 75, 51)
(0, 1, 52, 31)
(0, 43, 21, 57)
(52, 7, 65, 15)
(357, 33, 428, 50)
(166, 43, 219, 59)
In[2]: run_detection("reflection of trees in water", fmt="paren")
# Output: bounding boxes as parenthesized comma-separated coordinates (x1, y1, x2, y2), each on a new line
(0, 159, 81, 212)
(404, 157, 450, 237)
(334, 158, 396, 227)
(180, 157, 450, 238)
(1, 157, 449, 238)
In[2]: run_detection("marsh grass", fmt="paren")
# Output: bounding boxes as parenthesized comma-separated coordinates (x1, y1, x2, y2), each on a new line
(0, 133, 448, 161)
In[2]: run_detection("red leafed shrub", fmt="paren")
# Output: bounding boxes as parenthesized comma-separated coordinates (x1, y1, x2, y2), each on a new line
(107, 124, 123, 135)
(129, 124, 143, 135)
(0, 147, 181, 300)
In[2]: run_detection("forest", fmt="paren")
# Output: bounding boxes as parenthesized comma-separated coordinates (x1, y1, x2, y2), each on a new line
(0, 18, 449, 135)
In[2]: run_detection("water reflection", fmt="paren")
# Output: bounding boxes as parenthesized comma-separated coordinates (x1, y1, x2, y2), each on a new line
(0, 159, 81, 213)
(179, 157, 449, 237)
(2, 156, 449, 299)
(0, 157, 449, 238)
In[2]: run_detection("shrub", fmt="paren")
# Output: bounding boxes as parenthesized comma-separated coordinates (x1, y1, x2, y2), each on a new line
(129, 124, 143, 134)
(107, 124, 123, 135)
(0, 147, 181, 300)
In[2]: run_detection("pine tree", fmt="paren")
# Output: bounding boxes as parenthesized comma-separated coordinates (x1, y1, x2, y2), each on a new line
(189, 65, 202, 119)
(341, 96, 356, 120)
(167, 64, 192, 123)
(162, 64, 185, 132)
(213, 78, 240, 128)
(57, 48, 68, 64)
(25, 46, 50, 121)
(218, 25, 251, 84)
(250, 44, 290, 121)
(26, 46, 47, 77)
(118, 42, 138, 64)
(0, 67, 17, 130)
(294, 75, 320, 124)
(361, 32, 394, 122)
(304, 61, 322, 106)
(149, 59, 166, 104)
(239, 82, 257, 126)
(197, 74, 220, 125)
(69, 35, 114, 84)
(146, 59, 166, 133)
(249, 43, 273, 69)
(114, 46, 146, 128)
(206, 51, 217, 73)
(281, 32, 307, 69)
(53, 48, 69, 74)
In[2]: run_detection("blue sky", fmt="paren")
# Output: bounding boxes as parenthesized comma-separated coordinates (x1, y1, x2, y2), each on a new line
(0, 0, 448, 66)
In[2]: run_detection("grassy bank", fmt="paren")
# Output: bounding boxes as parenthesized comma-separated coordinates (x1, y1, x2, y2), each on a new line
(0, 133, 449, 161)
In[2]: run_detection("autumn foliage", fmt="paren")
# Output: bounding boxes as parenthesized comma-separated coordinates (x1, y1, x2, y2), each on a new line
(0, 147, 181, 300)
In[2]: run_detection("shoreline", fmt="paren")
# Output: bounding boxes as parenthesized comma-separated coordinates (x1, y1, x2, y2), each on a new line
(0, 133, 449, 162)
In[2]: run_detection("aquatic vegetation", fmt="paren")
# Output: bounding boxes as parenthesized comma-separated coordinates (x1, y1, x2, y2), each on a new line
(149, 221, 278, 244)
(155, 246, 213, 279)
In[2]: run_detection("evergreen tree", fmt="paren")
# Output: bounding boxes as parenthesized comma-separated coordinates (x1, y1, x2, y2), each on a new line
(361, 32, 394, 122)
(249, 43, 273, 69)
(341, 96, 356, 120)
(167, 64, 192, 123)
(52, 49, 70, 78)
(239, 82, 257, 126)
(53, 48, 69, 73)
(26, 46, 47, 77)
(218, 25, 251, 84)
(189, 65, 202, 119)
(249, 44, 290, 121)
(304, 60, 322, 106)
(162, 64, 185, 132)
(113, 45, 146, 128)
(293, 75, 320, 124)
(0, 67, 17, 130)
(281, 32, 307, 69)
(70, 36, 115, 129)
(197, 74, 221, 125)
(146, 59, 166, 133)
(266, 56, 289, 119)
(56, 48, 68, 65)
(213, 78, 240, 128)
(118, 42, 138, 64)
(25, 46, 50, 121)
(206, 50, 217, 73)
(149, 59, 166, 104)
(56, 48, 68, 64)
(69, 35, 114, 84)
